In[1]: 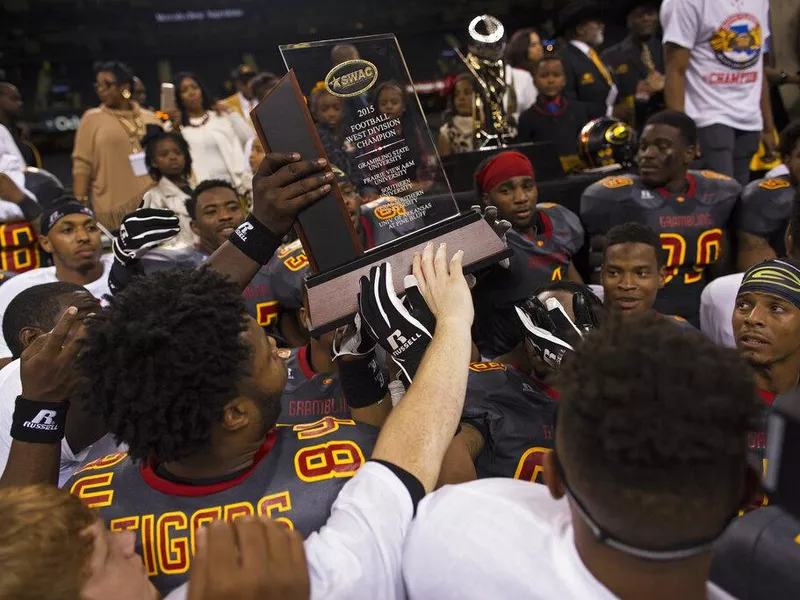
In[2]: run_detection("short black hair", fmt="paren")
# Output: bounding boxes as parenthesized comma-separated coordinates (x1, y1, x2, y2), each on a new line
(644, 109, 699, 147)
(143, 130, 192, 181)
(534, 53, 564, 74)
(93, 61, 134, 88)
(185, 179, 239, 219)
(77, 268, 251, 462)
(556, 313, 758, 548)
(250, 72, 278, 101)
(173, 72, 215, 126)
(2, 282, 84, 358)
(603, 222, 665, 266)
(778, 120, 800, 158)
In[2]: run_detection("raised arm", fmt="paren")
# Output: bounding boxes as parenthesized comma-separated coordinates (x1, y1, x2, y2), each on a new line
(206, 153, 331, 290)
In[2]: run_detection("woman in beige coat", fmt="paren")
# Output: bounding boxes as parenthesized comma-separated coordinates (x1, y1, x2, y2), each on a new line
(72, 61, 162, 231)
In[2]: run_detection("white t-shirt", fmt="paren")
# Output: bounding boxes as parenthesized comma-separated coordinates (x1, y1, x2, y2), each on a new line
(0, 253, 114, 357)
(661, 0, 769, 131)
(700, 272, 744, 348)
(0, 360, 118, 487)
(403, 478, 737, 600)
(165, 461, 413, 600)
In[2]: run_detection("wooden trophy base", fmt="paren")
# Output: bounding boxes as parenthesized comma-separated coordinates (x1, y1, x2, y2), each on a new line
(305, 210, 512, 335)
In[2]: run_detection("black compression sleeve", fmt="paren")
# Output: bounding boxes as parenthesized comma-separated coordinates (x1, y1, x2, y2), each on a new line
(371, 459, 425, 515)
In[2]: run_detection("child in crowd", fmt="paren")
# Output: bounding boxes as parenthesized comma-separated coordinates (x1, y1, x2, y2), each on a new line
(437, 74, 477, 156)
(375, 80, 433, 185)
(310, 85, 354, 180)
(140, 128, 196, 247)
(517, 54, 589, 173)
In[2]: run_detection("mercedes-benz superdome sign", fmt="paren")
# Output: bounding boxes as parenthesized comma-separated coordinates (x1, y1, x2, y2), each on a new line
(155, 9, 245, 23)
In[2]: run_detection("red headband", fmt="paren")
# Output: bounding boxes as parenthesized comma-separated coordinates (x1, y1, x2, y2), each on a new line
(476, 151, 535, 194)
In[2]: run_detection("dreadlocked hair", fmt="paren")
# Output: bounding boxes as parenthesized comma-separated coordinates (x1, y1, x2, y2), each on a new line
(555, 312, 759, 546)
(77, 267, 251, 463)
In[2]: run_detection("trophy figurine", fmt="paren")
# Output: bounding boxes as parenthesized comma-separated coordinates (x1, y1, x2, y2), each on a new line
(453, 15, 517, 149)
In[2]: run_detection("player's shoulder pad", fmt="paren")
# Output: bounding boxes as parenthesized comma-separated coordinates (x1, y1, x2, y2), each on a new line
(580, 175, 639, 233)
(539, 203, 584, 254)
(283, 416, 379, 446)
(691, 169, 742, 202)
(273, 239, 309, 273)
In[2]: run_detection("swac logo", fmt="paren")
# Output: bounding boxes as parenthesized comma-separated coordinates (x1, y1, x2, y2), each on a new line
(325, 59, 379, 98)
(710, 14, 762, 70)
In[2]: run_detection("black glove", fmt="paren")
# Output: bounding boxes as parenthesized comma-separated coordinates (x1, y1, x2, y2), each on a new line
(358, 262, 434, 387)
(113, 208, 181, 267)
(516, 290, 601, 370)
(516, 298, 576, 370)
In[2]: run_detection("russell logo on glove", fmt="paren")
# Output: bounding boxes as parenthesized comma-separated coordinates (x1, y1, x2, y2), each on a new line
(388, 329, 422, 355)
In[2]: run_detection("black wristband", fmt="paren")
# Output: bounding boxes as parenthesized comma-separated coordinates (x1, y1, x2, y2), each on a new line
(372, 459, 426, 514)
(18, 196, 44, 223)
(228, 215, 284, 266)
(337, 351, 389, 408)
(10, 396, 69, 443)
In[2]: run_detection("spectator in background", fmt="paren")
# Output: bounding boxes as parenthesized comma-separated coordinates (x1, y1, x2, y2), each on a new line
(602, 0, 665, 132)
(517, 54, 589, 173)
(557, 0, 620, 121)
(132, 76, 149, 109)
(220, 64, 257, 121)
(310, 85, 353, 179)
(71, 61, 162, 231)
(505, 28, 545, 76)
(170, 72, 252, 197)
(437, 74, 477, 156)
(249, 71, 279, 102)
(139, 128, 196, 248)
(375, 81, 433, 187)
(0, 82, 39, 168)
(662, 0, 775, 186)
(331, 43, 360, 66)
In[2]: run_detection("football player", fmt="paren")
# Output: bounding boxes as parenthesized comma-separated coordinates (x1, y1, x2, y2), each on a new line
(581, 109, 740, 326)
(732, 258, 800, 476)
(736, 120, 800, 271)
(470, 151, 585, 358)
(441, 282, 601, 485)
(601, 221, 694, 328)
(702, 191, 800, 348)
(65, 267, 379, 595)
(111, 180, 283, 340)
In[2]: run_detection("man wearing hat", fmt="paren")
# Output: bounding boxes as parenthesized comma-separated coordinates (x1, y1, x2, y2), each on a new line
(602, 0, 665, 132)
(557, 0, 619, 121)
(0, 196, 113, 357)
(220, 64, 257, 122)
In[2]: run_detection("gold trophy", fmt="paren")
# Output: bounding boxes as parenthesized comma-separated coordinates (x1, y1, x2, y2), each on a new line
(452, 15, 517, 149)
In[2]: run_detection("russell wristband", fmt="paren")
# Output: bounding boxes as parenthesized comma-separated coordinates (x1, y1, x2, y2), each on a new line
(228, 215, 284, 266)
(338, 352, 389, 408)
(10, 396, 69, 443)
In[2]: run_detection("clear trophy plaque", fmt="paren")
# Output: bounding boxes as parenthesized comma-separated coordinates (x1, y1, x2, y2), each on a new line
(251, 34, 510, 333)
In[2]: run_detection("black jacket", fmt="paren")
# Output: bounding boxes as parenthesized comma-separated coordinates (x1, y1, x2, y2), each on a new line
(517, 96, 589, 160)
(562, 43, 613, 121)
